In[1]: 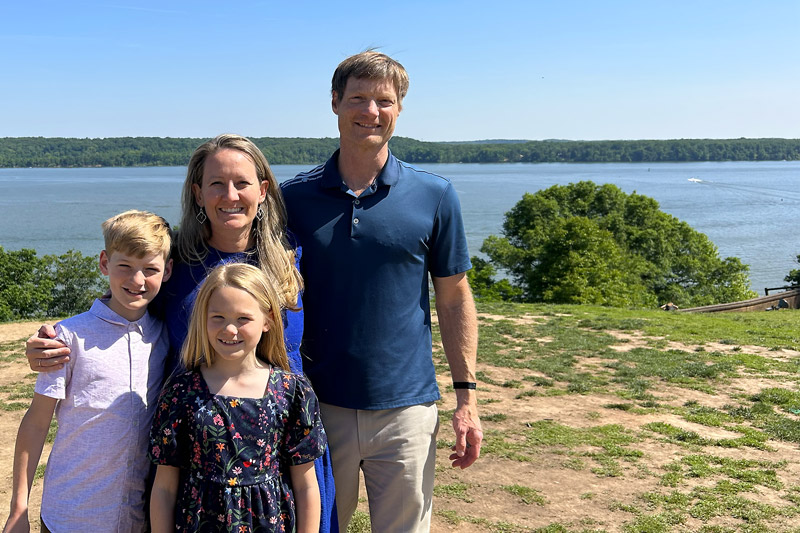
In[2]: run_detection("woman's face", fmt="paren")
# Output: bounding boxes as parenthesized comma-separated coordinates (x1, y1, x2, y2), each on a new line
(192, 148, 268, 250)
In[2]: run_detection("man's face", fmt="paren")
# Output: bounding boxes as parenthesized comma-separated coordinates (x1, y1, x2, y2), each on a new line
(332, 77, 401, 152)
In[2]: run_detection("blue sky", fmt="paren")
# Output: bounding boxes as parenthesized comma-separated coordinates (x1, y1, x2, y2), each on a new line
(1, 1, 798, 141)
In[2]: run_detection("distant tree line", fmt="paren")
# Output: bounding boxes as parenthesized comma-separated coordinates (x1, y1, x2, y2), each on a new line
(1, 137, 799, 168)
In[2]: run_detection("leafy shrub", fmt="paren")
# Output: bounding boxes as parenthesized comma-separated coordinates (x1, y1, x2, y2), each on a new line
(0, 247, 106, 321)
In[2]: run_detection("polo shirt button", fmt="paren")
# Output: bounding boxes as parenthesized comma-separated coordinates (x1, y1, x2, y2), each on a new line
(353, 218, 360, 225)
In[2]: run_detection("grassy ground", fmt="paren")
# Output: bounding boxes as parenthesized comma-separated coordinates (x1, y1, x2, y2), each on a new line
(412, 302, 800, 533)
(2, 305, 800, 532)
(388, 302, 800, 532)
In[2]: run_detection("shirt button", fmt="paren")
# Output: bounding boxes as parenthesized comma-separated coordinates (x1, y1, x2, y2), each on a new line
(353, 218, 360, 225)
(354, 199, 360, 205)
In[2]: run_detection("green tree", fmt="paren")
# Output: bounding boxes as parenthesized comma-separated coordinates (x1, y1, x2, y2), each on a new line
(42, 250, 107, 317)
(0, 247, 105, 321)
(785, 255, 800, 286)
(0, 247, 54, 321)
(527, 217, 653, 307)
(481, 181, 756, 307)
(466, 257, 523, 302)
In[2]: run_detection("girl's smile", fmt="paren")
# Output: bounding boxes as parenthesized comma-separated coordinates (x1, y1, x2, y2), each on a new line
(206, 285, 270, 364)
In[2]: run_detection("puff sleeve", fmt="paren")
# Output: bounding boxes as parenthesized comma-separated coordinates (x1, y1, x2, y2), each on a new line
(282, 374, 327, 465)
(148, 371, 193, 467)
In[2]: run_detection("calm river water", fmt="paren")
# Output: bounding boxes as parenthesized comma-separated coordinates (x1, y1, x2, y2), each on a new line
(1, 161, 799, 294)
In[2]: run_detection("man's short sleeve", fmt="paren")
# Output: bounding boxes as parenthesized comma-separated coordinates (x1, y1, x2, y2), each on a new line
(429, 181, 472, 278)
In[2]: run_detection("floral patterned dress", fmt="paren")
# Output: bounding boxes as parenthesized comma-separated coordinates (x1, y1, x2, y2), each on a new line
(149, 368, 326, 532)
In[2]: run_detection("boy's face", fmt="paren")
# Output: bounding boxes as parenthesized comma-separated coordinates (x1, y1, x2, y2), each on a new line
(99, 250, 172, 322)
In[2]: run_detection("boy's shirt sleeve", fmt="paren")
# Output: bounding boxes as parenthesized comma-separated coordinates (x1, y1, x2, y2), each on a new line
(33, 323, 71, 400)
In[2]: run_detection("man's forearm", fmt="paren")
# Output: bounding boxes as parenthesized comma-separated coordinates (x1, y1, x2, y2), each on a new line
(433, 273, 483, 468)
(434, 278, 478, 386)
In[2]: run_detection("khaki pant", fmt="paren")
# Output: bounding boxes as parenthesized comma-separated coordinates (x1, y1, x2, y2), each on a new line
(320, 402, 439, 532)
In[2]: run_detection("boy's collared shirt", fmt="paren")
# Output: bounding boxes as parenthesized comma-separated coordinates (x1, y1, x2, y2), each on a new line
(35, 298, 169, 533)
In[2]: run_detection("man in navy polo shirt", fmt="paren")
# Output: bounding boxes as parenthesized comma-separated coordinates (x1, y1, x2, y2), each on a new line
(282, 50, 483, 532)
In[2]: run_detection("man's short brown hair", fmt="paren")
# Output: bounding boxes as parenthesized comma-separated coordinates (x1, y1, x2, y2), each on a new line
(331, 50, 409, 104)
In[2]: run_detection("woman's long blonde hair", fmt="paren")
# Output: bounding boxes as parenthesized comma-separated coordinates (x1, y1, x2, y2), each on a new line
(181, 263, 289, 371)
(175, 134, 302, 309)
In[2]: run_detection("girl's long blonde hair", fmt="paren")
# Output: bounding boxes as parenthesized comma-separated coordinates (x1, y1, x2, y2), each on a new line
(182, 263, 289, 371)
(175, 134, 302, 309)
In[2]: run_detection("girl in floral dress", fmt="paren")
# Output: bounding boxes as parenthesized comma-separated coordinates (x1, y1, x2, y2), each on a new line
(149, 263, 326, 533)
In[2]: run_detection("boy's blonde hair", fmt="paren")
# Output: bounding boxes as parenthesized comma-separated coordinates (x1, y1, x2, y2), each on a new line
(182, 263, 289, 371)
(102, 210, 172, 260)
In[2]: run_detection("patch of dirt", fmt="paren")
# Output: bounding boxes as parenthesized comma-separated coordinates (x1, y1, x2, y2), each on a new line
(0, 322, 41, 345)
(573, 355, 617, 373)
(477, 313, 548, 326)
(605, 330, 800, 362)
(721, 376, 794, 397)
(656, 384, 734, 409)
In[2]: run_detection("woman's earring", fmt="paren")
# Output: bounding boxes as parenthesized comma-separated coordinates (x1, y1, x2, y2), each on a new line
(196, 207, 208, 224)
(256, 207, 265, 221)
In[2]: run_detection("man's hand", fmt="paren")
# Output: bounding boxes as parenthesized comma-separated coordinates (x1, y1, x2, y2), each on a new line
(449, 400, 483, 469)
(26, 324, 69, 372)
(432, 272, 483, 469)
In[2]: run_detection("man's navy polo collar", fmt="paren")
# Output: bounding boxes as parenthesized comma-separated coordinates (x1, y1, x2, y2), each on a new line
(320, 149, 401, 191)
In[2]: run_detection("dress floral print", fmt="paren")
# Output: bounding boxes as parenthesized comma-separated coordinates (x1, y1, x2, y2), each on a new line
(149, 368, 326, 532)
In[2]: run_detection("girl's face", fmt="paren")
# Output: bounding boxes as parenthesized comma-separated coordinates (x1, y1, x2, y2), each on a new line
(206, 285, 270, 364)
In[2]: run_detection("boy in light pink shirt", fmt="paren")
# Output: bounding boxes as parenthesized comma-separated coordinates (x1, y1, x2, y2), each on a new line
(4, 210, 172, 533)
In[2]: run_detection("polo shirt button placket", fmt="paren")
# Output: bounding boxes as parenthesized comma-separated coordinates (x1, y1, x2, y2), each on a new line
(352, 198, 362, 237)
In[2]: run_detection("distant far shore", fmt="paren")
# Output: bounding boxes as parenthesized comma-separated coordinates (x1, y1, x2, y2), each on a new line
(1, 136, 800, 168)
